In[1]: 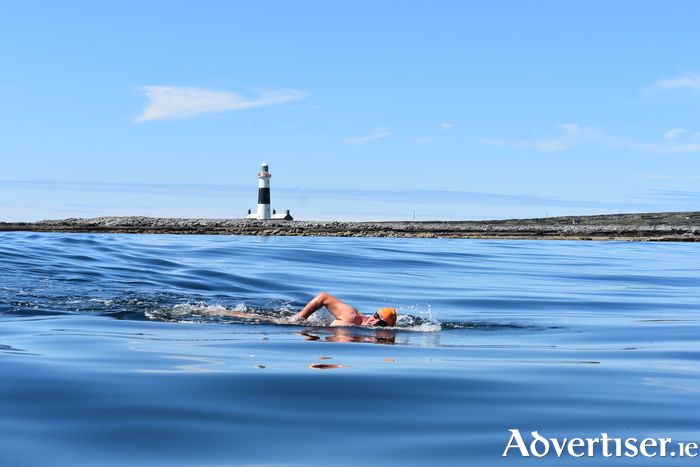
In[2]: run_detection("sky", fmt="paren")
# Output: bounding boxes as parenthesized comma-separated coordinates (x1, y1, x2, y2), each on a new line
(2, 0, 700, 222)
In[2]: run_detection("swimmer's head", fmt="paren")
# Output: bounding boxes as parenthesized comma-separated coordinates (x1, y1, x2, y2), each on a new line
(373, 307, 397, 327)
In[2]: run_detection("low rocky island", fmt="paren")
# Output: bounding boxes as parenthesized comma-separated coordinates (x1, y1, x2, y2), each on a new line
(2, 212, 699, 241)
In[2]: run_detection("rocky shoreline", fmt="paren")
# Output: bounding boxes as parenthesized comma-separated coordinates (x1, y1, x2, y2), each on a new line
(1, 212, 700, 241)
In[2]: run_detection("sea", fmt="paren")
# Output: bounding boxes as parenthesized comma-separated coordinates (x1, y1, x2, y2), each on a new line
(2, 231, 700, 467)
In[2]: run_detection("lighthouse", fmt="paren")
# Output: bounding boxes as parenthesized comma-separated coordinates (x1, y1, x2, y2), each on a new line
(256, 161, 272, 219)
(244, 162, 293, 220)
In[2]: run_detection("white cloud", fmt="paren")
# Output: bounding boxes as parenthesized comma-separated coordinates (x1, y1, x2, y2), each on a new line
(344, 132, 391, 144)
(559, 124, 604, 140)
(639, 175, 700, 179)
(535, 141, 567, 152)
(479, 139, 566, 152)
(481, 121, 700, 155)
(136, 86, 308, 121)
(644, 72, 700, 96)
(664, 128, 686, 139)
(489, 140, 569, 152)
(660, 144, 700, 153)
(559, 124, 581, 134)
(440, 123, 453, 130)
(641, 144, 700, 154)
(480, 124, 603, 152)
(650, 73, 700, 91)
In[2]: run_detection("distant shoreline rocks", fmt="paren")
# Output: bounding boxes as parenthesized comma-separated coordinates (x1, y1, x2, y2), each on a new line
(1, 213, 699, 242)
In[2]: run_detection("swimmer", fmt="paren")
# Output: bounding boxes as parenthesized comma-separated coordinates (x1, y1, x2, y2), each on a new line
(220, 293, 397, 327)
(294, 292, 397, 327)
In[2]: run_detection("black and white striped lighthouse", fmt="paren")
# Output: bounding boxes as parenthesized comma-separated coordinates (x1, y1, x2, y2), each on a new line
(244, 162, 293, 220)
(256, 162, 272, 219)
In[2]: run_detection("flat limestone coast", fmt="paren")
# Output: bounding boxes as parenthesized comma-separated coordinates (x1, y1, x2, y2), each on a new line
(2, 212, 700, 241)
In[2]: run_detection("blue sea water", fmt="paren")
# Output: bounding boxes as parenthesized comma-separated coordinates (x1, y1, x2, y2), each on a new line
(2, 231, 700, 466)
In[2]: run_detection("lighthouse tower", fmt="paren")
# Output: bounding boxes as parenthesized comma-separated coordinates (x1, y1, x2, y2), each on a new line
(256, 162, 272, 219)
(244, 162, 293, 220)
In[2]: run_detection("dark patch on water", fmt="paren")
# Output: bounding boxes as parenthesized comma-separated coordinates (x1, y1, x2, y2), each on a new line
(0, 342, 41, 356)
(440, 320, 549, 331)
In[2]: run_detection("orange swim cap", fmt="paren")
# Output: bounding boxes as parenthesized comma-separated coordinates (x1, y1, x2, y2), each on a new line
(376, 307, 397, 326)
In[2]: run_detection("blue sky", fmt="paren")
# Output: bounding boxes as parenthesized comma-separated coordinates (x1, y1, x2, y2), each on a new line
(2, 1, 700, 222)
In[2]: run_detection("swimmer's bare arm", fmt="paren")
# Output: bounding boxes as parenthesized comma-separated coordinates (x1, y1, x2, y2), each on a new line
(221, 309, 256, 319)
(294, 292, 362, 325)
(220, 309, 287, 324)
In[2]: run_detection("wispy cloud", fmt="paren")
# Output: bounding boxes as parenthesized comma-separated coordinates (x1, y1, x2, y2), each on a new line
(639, 174, 700, 179)
(344, 128, 391, 144)
(559, 124, 580, 134)
(480, 139, 567, 152)
(136, 86, 308, 121)
(344, 133, 391, 144)
(0, 180, 256, 197)
(639, 143, 700, 154)
(6, 180, 699, 222)
(479, 122, 700, 154)
(0, 180, 649, 210)
(649, 72, 700, 91)
(439, 123, 453, 130)
(480, 124, 603, 152)
(664, 128, 686, 139)
(630, 189, 700, 204)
